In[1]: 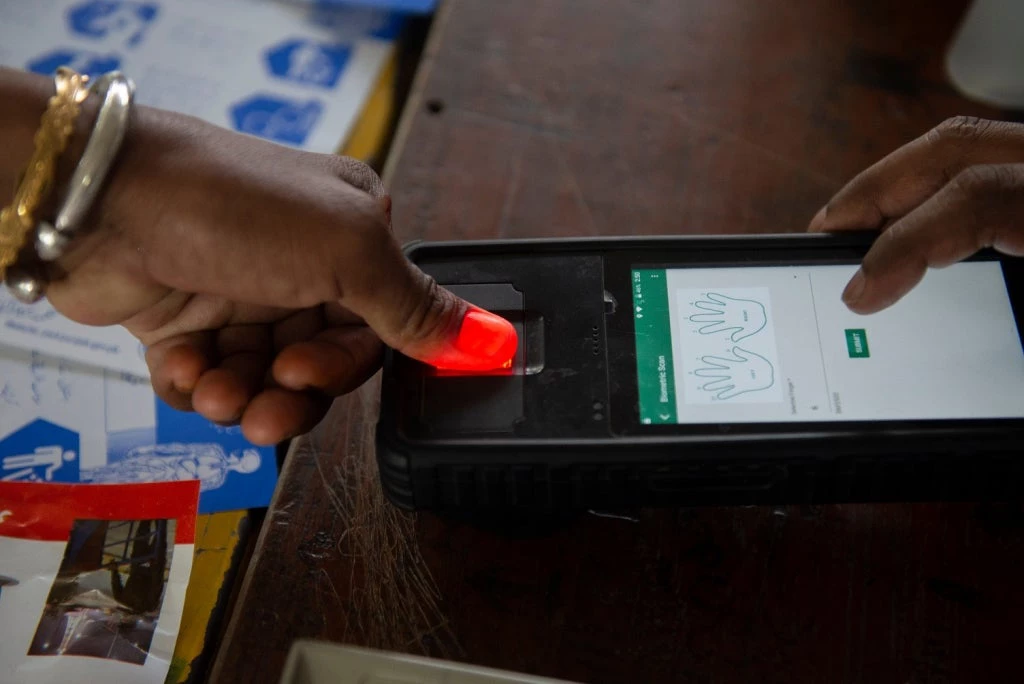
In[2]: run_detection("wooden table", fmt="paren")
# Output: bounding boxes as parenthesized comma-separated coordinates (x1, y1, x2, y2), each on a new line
(211, 1, 1024, 682)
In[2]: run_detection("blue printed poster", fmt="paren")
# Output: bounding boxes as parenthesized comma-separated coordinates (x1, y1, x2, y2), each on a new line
(0, 0, 401, 154)
(0, 345, 278, 514)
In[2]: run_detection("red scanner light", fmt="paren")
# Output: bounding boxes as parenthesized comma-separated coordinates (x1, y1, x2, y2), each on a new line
(425, 308, 518, 372)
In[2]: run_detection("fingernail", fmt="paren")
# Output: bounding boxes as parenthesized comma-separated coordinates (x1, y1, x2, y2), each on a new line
(427, 308, 518, 371)
(842, 269, 866, 305)
(456, 309, 517, 358)
(808, 205, 828, 232)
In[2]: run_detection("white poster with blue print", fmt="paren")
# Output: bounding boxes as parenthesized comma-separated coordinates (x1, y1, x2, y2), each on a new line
(0, 343, 278, 514)
(0, 290, 149, 378)
(272, 1, 438, 16)
(0, 0, 401, 154)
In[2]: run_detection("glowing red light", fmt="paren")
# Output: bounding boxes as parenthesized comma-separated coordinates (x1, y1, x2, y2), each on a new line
(425, 308, 518, 372)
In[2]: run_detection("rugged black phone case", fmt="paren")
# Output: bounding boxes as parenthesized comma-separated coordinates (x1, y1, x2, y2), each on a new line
(376, 235, 1024, 514)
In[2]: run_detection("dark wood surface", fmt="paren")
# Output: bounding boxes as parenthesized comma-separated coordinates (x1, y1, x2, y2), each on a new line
(211, 1, 1024, 682)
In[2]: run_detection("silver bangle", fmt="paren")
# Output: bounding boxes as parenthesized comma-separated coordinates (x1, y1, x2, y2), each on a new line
(5, 261, 48, 305)
(37, 71, 136, 261)
(5, 71, 136, 304)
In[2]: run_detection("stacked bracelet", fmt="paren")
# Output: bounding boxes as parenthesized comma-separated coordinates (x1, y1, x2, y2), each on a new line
(3, 67, 136, 304)
(38, 71, 135, 262)
(0, 68, 90, 283)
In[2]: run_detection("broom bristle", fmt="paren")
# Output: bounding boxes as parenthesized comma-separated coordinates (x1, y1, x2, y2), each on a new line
(309, 377, 460, 657)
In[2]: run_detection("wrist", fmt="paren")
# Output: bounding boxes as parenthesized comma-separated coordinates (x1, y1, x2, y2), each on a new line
(85, 101, 198, 250)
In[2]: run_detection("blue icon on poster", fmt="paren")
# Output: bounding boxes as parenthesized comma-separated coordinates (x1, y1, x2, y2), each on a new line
(230, 95, 324, 146)
(0, 419, 80, 484)
(265, 39, 351, 89)
(26, 49, 121, 79)
(67, 0, 159, 48)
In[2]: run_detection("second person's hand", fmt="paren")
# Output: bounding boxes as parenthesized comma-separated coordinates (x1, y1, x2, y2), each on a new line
(809, 116, 1024, 313)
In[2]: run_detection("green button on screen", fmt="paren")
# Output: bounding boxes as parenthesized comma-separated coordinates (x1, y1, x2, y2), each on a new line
(845, 328, 870, 358)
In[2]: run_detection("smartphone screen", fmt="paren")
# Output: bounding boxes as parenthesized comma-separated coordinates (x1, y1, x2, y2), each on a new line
(631, 261, 1024, 424)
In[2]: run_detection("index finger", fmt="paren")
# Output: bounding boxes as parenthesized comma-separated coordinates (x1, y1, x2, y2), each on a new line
(809, 117, 1024, 233)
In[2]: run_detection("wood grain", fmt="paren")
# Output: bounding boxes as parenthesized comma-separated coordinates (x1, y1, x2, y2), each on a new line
(211, 1, 1024, 682)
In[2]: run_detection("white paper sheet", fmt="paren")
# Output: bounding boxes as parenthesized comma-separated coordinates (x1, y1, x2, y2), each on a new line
(0, 293, 148, 378)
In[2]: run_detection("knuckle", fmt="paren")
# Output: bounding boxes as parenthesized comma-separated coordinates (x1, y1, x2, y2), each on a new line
(950, 164, 991, 197)
(951, 164, 1022, 201)
(332, 203, 393, 299)
(323, 154, 385, 198)
(928, 116, 995, 147)
(950, 164, 1024, 246)
(348, 196, 392, 254)
(393, 274, 463, 348)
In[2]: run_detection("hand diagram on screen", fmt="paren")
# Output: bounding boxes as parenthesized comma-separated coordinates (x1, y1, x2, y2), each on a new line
(693, 346, 775, 400)
(689, 292, 767, 342)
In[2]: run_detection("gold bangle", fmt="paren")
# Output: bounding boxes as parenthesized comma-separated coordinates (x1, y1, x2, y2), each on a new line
(0, 67, 91, 279)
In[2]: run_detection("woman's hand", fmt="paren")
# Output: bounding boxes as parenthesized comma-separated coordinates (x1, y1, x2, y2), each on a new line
(22, 87, 514, 445)
(809, 117, 1024, 313)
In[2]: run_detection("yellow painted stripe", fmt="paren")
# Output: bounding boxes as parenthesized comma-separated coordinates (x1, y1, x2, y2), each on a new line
(168, 511, 247, 683)
(340, 49, 398, 163)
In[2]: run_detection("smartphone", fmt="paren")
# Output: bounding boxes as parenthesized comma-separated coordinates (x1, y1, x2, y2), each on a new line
(376, 234, 1024, 512)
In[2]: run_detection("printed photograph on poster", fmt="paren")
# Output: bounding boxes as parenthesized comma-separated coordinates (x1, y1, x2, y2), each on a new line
(0, 480, 198, 684)
(28, 518, 175, 666)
